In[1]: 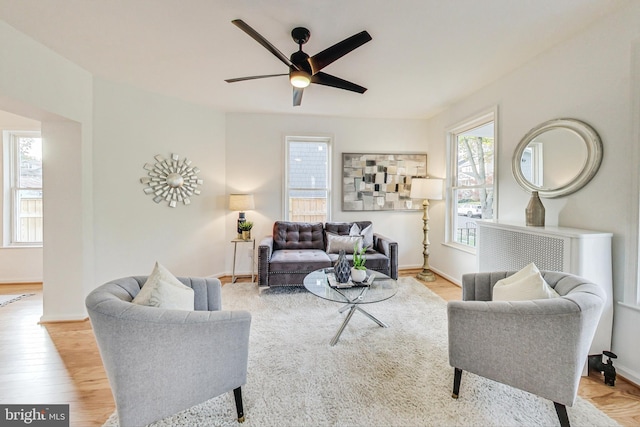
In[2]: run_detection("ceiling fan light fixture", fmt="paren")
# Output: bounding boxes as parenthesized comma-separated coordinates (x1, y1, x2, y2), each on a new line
(290, 70, 311, 88)
(227, 20, 371, 106)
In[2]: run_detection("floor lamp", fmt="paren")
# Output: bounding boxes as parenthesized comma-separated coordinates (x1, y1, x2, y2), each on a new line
(410, 178, 444, 282)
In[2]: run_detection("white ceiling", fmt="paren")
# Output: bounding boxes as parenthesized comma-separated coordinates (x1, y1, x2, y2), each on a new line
(0, 0, 629, 119)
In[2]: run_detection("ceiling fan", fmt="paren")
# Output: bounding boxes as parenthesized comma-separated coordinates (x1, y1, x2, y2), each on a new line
(225, 19, 372, 106)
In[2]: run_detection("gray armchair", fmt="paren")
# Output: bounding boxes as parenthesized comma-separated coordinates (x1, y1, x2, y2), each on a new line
(86, 276, 251, 427)
(448, 271, 605, 427)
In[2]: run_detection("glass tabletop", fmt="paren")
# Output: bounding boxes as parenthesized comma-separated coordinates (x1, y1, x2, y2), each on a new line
(303, 268, 398, 305)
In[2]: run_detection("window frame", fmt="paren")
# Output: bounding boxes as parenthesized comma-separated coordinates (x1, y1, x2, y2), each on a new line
(3, 130, 43, 247)
(445, 107, 498, 253)
(284, 135, 332, 222)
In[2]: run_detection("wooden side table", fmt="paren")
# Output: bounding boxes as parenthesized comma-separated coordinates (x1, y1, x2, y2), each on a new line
(231, 238, 255, 283)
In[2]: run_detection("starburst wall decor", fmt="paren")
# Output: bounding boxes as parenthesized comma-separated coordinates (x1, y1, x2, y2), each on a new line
(140, 153, 203, 208)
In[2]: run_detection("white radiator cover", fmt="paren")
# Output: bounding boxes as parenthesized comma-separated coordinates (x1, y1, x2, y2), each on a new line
(477, 220, 613, 356)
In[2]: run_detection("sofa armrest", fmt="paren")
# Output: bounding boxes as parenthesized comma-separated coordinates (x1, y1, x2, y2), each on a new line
(258, 236, 274, 287)
(373, 233, 398, 280)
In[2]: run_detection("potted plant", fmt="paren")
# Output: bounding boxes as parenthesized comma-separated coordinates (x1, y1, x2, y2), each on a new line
(239, 221, 254, 240)
(351, 243, 367, 282)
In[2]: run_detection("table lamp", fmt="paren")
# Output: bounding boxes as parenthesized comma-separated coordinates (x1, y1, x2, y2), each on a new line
(229, 194, 255, 239)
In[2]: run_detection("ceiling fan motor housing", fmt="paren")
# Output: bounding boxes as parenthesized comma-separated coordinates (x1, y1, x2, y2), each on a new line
(290, 50, 312, 74)
(291, 27, 310, 45)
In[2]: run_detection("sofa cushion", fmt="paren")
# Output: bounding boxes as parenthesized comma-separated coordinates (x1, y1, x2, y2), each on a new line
(325, 221, 373, 237)
(269, 249, 332, 273)
(326, 232, 362, 254)
(349, 223, 374, 249)
(273, 221, 325, 251)
(327, 250, 389, 273)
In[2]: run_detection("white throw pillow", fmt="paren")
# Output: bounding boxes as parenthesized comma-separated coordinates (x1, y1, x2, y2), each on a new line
(497, 262, 540, 286)
(493, 264, 560, 301)
(326, 232, 362, 254)
(132, 262, 195, 310)
(349, 223, 374, 250)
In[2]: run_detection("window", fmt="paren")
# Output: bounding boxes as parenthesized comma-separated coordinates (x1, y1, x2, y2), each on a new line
(284, 136, 331, 222)
(3, 131, 43, 245)
(447, 110, 496, 249)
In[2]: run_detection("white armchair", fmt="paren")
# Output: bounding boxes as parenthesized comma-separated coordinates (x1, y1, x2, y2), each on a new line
(86, 276, 251, 426)
(448, 271, 605, 427)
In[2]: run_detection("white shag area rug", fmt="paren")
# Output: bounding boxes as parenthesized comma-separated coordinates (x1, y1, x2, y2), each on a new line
(104, 278, 618, 427)
(0, 293, 34, 307)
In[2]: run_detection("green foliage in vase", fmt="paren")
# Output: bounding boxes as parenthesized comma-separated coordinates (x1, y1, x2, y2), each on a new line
(352, 243, 366, 270)
(239, 221, 254, 231)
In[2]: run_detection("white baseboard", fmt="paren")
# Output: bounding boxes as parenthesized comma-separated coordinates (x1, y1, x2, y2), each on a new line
(400, 264, 461, 287)
(39, 313, 88, 323)
(430, 267, 461, 287)
(617, 365, 640, 388)
(0, 277, 42, 284)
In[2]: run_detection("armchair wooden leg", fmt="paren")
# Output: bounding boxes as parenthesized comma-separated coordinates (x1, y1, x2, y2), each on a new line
(233, 387, 245, 423)
(554, 402, 570, 427)
(452, 368, 462, 398)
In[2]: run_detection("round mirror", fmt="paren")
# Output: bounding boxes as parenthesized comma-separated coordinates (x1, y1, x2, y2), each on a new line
(512, 118, 602, 198)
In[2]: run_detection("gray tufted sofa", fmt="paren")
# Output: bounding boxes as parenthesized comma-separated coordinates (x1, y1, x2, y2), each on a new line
(257, 221, 398, 287)
(86, 276, 251, 426)
(448, 271, 605, 427)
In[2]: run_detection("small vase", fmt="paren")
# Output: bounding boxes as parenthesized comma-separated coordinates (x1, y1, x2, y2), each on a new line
(351, 268, 367, 283)
(526, 191, 545, 227)
(241, 230, 251, 240)
(334, 250, 351, 283)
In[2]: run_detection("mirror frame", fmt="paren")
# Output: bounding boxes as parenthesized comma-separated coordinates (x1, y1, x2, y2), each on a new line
(512, 118, 603, 198)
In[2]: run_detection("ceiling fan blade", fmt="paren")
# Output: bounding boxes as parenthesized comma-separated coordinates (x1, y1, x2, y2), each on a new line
(311, 72, 367, 93)
(293, 87, 304, 106)
(232, 19, 299, 70)
(225, 73, 288, 83)
(308, 31, 372, 74)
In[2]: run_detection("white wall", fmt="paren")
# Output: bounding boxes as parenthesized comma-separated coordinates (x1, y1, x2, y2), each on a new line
(225, 113, 429, 275)
(0, 110, 42, 283)
(0, 20, 93, 321)
(425, 2, 640, 384)
(92, 78, 227, 285)
(42, 120, 91, 321)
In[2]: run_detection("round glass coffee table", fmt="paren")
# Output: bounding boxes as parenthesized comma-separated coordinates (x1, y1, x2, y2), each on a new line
(303, 268, 398, 346)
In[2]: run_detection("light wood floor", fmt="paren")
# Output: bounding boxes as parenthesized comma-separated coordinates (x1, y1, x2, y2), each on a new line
(1, 272, 639, 426)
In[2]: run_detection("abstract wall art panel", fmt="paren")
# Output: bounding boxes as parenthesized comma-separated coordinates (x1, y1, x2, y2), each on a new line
(342, 153, 427, 211)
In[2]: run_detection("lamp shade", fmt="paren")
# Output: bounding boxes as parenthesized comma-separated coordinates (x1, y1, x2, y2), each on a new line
(229, 194, 255, 211)
(410, 178, 443, 201)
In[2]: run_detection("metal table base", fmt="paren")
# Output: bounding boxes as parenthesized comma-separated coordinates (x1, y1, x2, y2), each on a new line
(330, 287, 389, 346)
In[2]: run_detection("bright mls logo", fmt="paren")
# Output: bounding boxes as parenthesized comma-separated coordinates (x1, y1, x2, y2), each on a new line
(1, 405, 69, 426)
